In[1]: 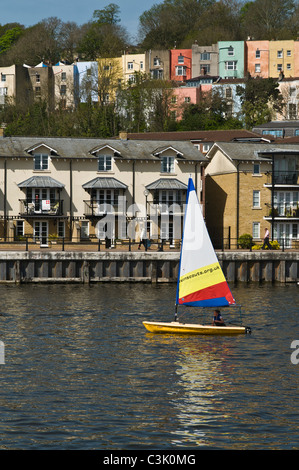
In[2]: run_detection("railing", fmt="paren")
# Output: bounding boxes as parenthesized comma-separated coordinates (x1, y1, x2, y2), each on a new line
(266, 171, 299, 185)
(0, 235, 297, 251)
(19, 199, 63, 216)
(265, 203, 299, 218)
(83, 200, 125, 217)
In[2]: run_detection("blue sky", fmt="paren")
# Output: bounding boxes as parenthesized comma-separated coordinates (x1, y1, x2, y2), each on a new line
(1, 0, 158, 40)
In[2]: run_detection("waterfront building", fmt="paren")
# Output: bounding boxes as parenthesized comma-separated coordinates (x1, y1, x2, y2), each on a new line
(0, 133, 206, 246)
(205, 141, 299, 249)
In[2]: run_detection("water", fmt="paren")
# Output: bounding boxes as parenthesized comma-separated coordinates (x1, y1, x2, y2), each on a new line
(0, 282, 298, 450)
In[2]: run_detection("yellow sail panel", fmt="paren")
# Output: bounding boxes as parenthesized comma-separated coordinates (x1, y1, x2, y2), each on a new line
(179, 262, 226, 299)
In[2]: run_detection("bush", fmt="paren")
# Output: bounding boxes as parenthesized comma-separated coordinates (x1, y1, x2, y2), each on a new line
(238, 233, 253, 248)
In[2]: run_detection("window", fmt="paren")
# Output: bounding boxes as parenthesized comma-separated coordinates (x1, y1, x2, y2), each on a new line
(277, 50, 283, 58)
(60, 85, 66, 96)
(253, 222, 260, 239)
(255, 50, 260, 59)
(184, 96, 191, 103)
(61, 72, 66, 80)
(202, 144, 211, 153)
(225, 61, 237, 70)
(277, 64, 283, 71)
(200, 64, 210, 74)
(287, 50, 291, 56)
(1, 74, 6, 81)
(34, 154, 48, 170)
(287, 63, 291, 70)
(200, 52, 210, 60)
(140, 61, 143, 69)
(36, 74, 40, 83)
(228, 46, 234, 56)
(35, 87, 41, 97)
(98, 155, 112, 172)
(175, 66, 187, 76)
(289, 103, 297, 120)
(161, 156, 174, 173)
(262, 129, 283, 137)
(255, 64, 261, 73)
(127, 62, 133, 70)
(225, 87, 232, 98)
(253, 163, 260, 175)
(16, 220, 24, 237)
(178, 55, 184, 63)
(58, 220, 65, 238)
(81, 221, 89, 239)
(153, 57, 161, 66)
(253, 190, 260, 208)
(0, 87, 7, 95)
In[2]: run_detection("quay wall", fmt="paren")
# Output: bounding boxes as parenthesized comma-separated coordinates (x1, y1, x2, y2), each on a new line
(0, 251, 298, 284)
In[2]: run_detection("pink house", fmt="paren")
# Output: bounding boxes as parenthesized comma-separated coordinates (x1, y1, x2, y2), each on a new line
(170, 85, 212, 120)
(245, 40, 269, 78)
(170, 49, 192, 82)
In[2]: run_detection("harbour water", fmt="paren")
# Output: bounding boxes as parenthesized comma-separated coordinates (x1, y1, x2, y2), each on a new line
(0, 282, 298, 450)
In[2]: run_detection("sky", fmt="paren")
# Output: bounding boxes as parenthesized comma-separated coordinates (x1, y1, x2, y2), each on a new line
(0, 0, 159, 41)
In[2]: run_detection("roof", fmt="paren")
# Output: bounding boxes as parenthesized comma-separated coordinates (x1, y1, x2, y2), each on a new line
(125, 130, 264, 143)
(0, 136, 206, 163)
(208, 141, 299, 162)
(146, 178, 188, 190)
(82, 177, 127, 190)
(253, 121, 299, 129)
(18, 175, 65, 188)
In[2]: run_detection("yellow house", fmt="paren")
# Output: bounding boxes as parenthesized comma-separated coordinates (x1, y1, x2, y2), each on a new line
(268, 40, 295, 78)
(205, 141, 299, 249)
(97, 57, 123, 104)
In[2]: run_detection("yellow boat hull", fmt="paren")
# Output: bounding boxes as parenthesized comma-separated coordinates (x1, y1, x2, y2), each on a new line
(143, 321, 250, 335)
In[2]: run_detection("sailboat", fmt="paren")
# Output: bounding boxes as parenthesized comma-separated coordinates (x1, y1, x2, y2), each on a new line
(143, 177, 251, 335)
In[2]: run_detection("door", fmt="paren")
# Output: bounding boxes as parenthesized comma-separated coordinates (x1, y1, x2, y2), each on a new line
(34, 221, 48, 246)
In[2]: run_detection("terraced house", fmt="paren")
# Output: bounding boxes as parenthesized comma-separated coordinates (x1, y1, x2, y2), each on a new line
(205, 141, 299, 249)
(0, 133, 206, 247)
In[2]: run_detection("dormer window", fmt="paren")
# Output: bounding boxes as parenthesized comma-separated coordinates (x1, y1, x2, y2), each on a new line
(34, 154, 49, 170)
(161, 156, 174, 173)
(98, 154, 112, 171)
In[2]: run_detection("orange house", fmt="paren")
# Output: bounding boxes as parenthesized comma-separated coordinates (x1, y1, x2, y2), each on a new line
(246, 40, 269, 78)
(170, 49, 192, 82)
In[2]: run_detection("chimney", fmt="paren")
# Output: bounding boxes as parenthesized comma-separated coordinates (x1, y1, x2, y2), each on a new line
(119, 131, 128, 140)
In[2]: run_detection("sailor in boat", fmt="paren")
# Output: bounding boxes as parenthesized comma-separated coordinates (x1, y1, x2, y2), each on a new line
(212, 309, 225, 327)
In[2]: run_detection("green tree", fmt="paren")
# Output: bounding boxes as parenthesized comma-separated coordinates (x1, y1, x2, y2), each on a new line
(0, 26, 24, 54)
(237, 76, 284, 128)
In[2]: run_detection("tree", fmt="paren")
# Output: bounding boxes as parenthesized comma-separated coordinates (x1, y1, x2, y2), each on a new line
(92, 3, 121, 24)
(240, 0, 296, 39)
(237, 76, 284, 128)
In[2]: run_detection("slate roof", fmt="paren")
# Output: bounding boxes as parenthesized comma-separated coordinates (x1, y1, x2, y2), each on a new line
(0, 136, 206, 162)
(18, 175, 65, 188)
(209, 142, 299, 162)
(146, 178, 188, 190)
(82, 177, 127, 190)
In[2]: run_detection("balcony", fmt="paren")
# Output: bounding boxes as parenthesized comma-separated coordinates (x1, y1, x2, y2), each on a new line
(266, 171, 299, 186)
(265, 203, 299, 219)
(83, 199, 125, 217)
(19, 199, 63, 217)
